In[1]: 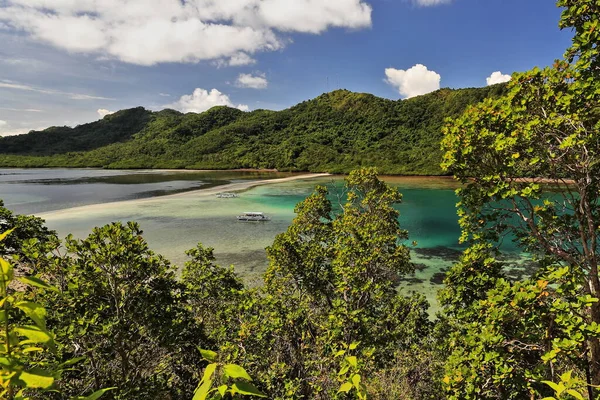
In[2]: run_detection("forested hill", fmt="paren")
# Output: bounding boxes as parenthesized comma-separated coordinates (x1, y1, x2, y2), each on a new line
(0, 85, 506, 174)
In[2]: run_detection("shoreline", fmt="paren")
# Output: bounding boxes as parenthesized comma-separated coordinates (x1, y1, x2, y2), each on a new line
(38, 172, 331, 219)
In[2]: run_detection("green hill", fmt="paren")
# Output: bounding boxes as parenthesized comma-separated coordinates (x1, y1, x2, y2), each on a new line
(0, 86, 506, 174)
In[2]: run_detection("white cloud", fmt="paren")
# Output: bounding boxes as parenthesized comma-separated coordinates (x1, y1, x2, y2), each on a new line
(385, 64, 441, 98)
(228, 53, 257, 67)
(413, 0, 451, 6)
(236, 73, 268, 89)
(166, 88, 248, 113)
(97, 109, 114, 117)
(486, 71, 512, 86)
(0, 80, 114, 100)
(1, 127, 25, 137)
(0, 121, 46, 137)
(159, 93, 171, 97)
(0, 0, 372, 66)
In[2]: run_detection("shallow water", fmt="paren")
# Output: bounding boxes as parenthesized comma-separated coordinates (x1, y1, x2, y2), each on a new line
(0, 168, 293, 214)
(0, 169, 526, 309)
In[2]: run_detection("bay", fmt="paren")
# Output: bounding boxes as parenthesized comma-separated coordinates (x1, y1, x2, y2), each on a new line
(0, 168, 527, 308)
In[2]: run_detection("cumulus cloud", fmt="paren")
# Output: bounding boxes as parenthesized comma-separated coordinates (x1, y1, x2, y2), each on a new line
(0, 80, 114, 100)
(413, 0, 451, 6)
(385, 64, 441, 98)
(166, 88, 248, 113)
(236, 73, 268, 89)
(0, 121, 44, 137)
(0, 0, 373, 66)
(228, 53, 257, 67)
(486, 71, 512, 86)
(97, 109, 114, 117)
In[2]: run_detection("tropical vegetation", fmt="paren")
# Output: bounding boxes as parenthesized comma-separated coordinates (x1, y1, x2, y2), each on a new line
(0, 0, 599, 398)
(0, 87, 506, 175)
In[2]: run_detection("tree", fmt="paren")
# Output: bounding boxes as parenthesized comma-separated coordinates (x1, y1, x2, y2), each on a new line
(218, 168, 434, 399)
(0, 200, 57, 263)
(559, 0, 600, 74)
(441, 1, 600, 393)
(0, 229, 114, 400)
(181, 244, 246, 345)
(35, 222, 206, 399)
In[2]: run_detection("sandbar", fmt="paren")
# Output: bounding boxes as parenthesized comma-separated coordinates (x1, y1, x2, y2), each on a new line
(39, 173, 331, 220)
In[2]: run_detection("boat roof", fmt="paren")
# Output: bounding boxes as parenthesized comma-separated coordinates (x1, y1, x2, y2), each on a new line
(242, 212, 264, 215)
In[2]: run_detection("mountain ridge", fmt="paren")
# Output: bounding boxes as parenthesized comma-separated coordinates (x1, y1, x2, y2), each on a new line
(0, 86, 506, 174)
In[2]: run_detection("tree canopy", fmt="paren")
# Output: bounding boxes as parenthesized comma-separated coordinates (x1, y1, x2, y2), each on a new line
(0, 87, 506, 175)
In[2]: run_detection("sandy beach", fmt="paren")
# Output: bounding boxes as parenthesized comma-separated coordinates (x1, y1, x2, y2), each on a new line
(39, 172, 331, 219)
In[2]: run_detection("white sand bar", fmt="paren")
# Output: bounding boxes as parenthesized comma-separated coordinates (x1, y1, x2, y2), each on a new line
(39, 173, 331, 220)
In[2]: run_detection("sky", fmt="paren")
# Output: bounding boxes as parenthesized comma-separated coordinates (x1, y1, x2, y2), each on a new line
(0, 0, 573, 136)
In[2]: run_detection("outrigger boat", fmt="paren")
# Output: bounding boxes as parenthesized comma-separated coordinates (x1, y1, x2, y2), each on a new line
(216, 192, 239, 198)
(236, 212, 271, 222)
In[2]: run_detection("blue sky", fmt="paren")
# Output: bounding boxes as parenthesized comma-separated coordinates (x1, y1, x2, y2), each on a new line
(0, 0, 573, 136)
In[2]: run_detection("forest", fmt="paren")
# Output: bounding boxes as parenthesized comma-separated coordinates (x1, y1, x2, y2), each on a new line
(1, 0, 600, 399)
(0, 86, 506, 175)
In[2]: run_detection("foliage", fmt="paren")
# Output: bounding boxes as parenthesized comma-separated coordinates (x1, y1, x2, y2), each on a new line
(0, 87, 506, 174)
(443, 264, 600, 399)
(0, 229, 113, 400)
(181, 244, 246, 345)
(32, 222, 207, 399)
(193, 349, 266, 400)
(440, 1, 600, 397)
(543, 371, 590, 400)
(0, 200, 58, 263)
(211, 168, 437, 399)
(0, 108, 151, 156)
(559, 0, 600, 73)
(335, 343, 369, 400)
(0, 166, 448, 400)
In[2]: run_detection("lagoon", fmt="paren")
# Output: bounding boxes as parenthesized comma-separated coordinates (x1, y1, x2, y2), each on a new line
(0, 168, 526, 307)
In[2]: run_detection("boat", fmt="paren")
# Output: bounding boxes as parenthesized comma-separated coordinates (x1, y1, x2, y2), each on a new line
(217, 192, 239, 198)
(236, 212, 271, 222)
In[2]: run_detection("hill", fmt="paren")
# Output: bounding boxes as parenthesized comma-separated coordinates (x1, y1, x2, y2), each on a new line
(0, 86, 506, 174)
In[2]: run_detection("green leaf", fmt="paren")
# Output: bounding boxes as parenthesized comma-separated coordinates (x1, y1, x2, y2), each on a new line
(338, 365, 350, 376)
(192, 379, 213, 400)
(15, 301, 47, 329)
(542, 380, 565, 394)
(18, 368, 54, 389)
(231, 381, 267, 398)
(74, 387, 117, 400)
(349, 342, 360, 350)
(0, 229, 15, 243)
(58, 356, 87, 369)
(0, 258, 13, 282)
(201, 363, 217, 384)
(198, 348, 217, 362)
(559, 370, 572, 382)
(345, 356, 358, 368)
(334, 350, 346, 357)
(338, 382, 353, 393)
(217, 385, 227, 397)
(14, 325, 53, 345)
(17, 276, 59, 292)
(566, 390, 584, 400)
(223, 364, 252, 381)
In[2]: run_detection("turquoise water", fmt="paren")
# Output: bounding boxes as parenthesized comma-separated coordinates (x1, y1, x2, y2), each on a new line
(0, 169, 527, 307)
